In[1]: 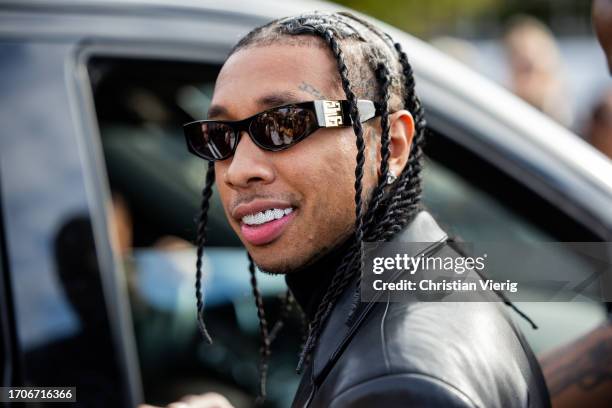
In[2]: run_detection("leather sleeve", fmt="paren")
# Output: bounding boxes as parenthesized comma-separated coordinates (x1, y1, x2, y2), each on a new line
(328, 373, 478, 408)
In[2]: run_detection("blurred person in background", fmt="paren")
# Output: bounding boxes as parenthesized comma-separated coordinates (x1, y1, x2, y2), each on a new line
(504, 16, 574, 128)
(430, 36, 481, 69)
(537, 5, 612, 408)
(24, 216, 123, 407)
(594, 0, 612, 73)
(584, 88, 612, 159)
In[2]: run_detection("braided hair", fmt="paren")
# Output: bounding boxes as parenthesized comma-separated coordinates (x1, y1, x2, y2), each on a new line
(193, 11, 427, 403)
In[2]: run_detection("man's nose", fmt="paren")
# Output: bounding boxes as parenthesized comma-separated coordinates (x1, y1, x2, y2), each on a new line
(224, 131, 275, 188)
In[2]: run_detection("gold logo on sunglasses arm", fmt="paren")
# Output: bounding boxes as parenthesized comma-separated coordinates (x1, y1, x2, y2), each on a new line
(323, 101, 343, 126)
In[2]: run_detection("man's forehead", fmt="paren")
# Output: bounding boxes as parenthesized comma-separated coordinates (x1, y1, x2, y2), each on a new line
(220, 44, 338, 84)
(208, 45, 342, 119)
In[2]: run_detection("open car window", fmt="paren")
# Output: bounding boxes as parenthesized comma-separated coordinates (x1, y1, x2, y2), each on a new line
(89, 57, 299, 408)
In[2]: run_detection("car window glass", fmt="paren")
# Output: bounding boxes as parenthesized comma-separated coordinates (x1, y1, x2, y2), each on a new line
(88, 57, 299, 408)
(0, 42, 127, 405)
(423, 129, 608, 353)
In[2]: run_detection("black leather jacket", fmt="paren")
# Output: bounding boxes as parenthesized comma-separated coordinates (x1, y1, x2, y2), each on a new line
(289, 211, 551, 408)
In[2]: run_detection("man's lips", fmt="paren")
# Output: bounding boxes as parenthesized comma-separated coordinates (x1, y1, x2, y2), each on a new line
(240, 210, 297, 246)
(231, 199, 294, 221)
(231, 199, 297, 246)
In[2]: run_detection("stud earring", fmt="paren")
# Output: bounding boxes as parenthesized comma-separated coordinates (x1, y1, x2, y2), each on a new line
(386, 171, 397, 185)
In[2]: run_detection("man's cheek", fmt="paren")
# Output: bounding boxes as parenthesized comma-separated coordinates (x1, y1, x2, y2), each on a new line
(215, 189, 240, 237)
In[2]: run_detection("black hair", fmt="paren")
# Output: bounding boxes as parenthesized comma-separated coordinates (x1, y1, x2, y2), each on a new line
(195, 161, 215, 345)
(194, 11, 428, 403)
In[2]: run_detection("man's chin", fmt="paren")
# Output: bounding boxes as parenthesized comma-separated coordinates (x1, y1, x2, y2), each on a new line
(254, 258, 304, 275)
(248, 245, 326, 275)
(245, 246, 305, 275)
(252, 246, 337, 276)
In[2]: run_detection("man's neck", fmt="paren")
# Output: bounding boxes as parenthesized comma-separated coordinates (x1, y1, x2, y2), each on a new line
(285, 236, 354, 321)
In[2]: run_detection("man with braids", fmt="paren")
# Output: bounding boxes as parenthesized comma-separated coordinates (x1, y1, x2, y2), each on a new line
(159, 11, 551, 408)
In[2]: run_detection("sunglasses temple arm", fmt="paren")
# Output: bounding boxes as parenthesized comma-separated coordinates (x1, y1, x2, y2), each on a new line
(356, 100, 377, 122)
(314, 100, 377, 128)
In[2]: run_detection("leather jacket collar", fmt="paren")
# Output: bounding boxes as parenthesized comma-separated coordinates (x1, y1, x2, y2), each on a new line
(290, 211, 551, 408)
(310, 211, 448, 384)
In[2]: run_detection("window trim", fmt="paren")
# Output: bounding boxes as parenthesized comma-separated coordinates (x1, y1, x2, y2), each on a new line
(69, 40, 228, 406)
(423, 127, 601, 242)
(425, 107, 612, 241)
(0, 169, 24, 388)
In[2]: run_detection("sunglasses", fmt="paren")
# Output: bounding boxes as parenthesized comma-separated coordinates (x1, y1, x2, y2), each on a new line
(183, 99, 379, 161)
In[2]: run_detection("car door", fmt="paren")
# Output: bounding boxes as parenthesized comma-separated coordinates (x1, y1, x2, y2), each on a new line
(0, 31, 141, 408)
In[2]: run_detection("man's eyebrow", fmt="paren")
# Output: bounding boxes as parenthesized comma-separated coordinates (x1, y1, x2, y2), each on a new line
(256, 90, 305, 109)
(207, 104, 228, 120)
(207, 91, 307, 120)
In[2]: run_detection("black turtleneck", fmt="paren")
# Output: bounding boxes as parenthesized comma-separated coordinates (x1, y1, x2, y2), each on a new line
(284, 237, 354, 321)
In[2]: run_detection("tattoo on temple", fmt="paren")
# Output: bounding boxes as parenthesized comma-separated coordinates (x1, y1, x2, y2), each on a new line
(299, 81, 326, 99)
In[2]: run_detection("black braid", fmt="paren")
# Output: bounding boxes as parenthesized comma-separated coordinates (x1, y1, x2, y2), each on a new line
(248, 254, 271, 404)
(269, 290, 296, 343)
(370, 41, 426, 242)
(195, 162, 216, 344)
(361, 63, 392, 242)
(294, 26, 369, 373)
(329, 13, 428, 318)
(295, 20, 430, 369)
(347, 62, 393, 318)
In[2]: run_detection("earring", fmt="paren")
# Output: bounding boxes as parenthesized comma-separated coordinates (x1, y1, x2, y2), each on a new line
(386, 171, 397, 185)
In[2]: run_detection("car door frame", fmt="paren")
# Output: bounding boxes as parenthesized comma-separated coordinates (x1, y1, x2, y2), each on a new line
(69, 37, 235, 406)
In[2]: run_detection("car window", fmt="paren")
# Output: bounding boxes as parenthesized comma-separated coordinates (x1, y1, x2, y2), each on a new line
(0, 41, 130, 405)
(422, 128, 608, 353)
(88, 57, 299, 408)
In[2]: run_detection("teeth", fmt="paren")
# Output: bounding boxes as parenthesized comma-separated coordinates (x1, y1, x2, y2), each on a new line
(242, 208, 293, 225)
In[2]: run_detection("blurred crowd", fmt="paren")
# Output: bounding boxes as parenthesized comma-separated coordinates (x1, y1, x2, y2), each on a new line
(433, 15, 612, 160)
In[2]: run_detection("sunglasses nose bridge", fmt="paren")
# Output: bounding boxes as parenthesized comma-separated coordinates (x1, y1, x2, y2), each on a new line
(245, 119, 260, 146)
(224, 123, 276, 188)
(242, 118, 271, 152)
(232, 122, 264, 158)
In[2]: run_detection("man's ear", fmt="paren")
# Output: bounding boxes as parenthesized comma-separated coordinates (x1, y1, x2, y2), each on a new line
(387, 110, 415, 178)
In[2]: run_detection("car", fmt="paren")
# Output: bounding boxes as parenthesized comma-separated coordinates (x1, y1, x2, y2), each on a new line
(1, 1, 611, 407)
